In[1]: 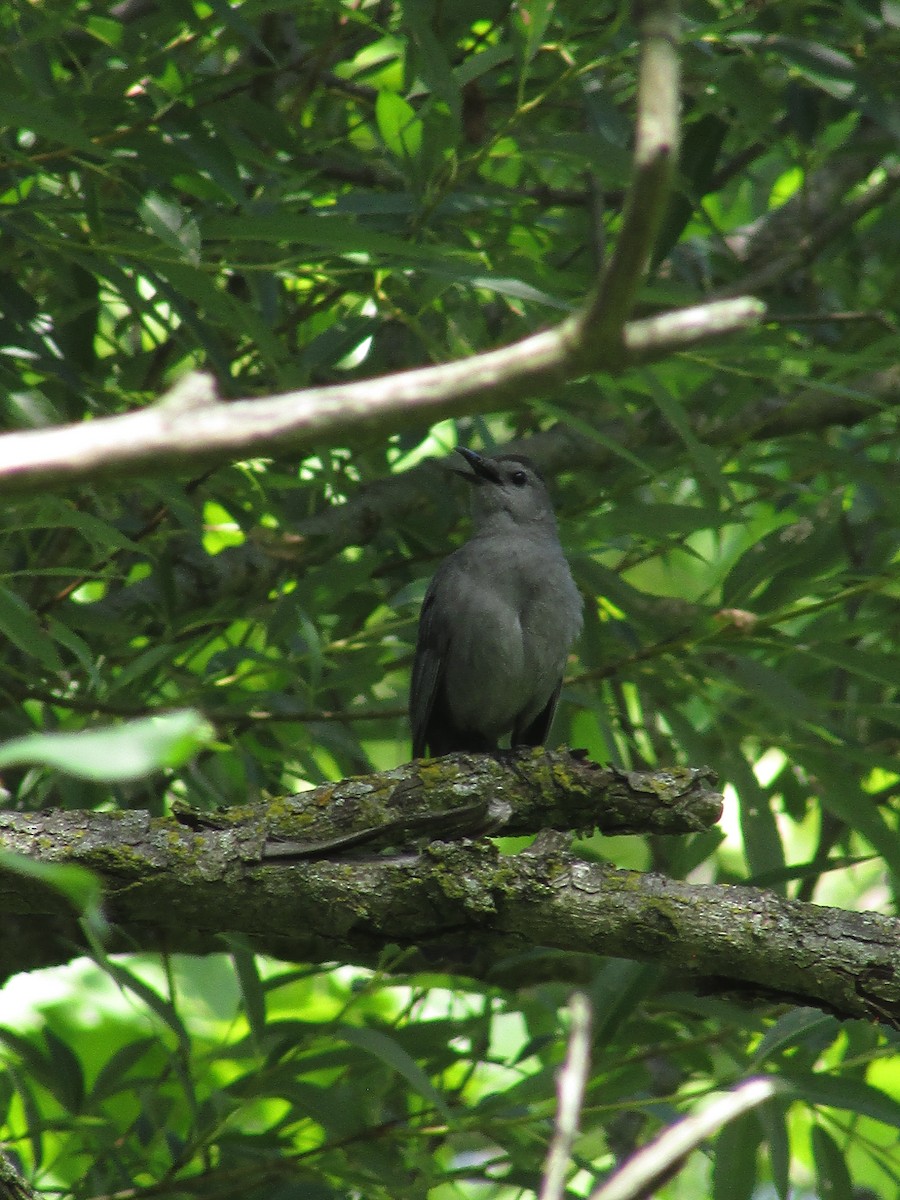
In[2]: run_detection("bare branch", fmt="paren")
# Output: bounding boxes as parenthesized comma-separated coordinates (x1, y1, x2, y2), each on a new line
(0, 291, 761, 498)
(540, 993, 592, 1200)
(0, 337, 574, 495)
(624, 297, 762, 357)
(576, 0, 681, 351)
(589, 1078, 782, 1200)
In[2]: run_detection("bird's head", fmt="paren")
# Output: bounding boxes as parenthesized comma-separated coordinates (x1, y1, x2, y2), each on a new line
(452, 448, 556, 529)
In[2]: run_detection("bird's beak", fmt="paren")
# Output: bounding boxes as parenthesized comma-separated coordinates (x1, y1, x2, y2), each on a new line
(452, 447, 501, 484)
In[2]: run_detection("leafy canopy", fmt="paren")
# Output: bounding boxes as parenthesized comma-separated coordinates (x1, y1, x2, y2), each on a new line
(0, 1, 898, 1198)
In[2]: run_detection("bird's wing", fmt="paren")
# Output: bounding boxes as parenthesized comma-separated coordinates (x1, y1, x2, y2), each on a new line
(409, 578, 447, 759)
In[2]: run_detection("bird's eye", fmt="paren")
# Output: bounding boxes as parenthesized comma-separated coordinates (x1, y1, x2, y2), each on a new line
(510, 470, 528, 486)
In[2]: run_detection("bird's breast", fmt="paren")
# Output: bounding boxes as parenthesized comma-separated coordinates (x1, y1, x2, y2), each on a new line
(440, 536, 581, 739)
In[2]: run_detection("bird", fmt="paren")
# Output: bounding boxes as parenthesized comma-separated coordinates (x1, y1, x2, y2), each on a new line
(410, 447, 582, 758)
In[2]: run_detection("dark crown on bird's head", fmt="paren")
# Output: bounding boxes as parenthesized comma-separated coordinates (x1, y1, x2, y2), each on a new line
(453, 448, 546, 487)
(490, 454, 545, 483)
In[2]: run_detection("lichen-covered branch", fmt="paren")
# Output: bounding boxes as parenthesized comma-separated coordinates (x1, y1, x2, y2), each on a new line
(1, 795, 896, 1024)
(0, 1151, 38, 1200)
(250, 752, 722, 857)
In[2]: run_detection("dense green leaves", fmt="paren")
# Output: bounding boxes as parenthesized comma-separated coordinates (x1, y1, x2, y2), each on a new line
(0, 0, 898, 1197)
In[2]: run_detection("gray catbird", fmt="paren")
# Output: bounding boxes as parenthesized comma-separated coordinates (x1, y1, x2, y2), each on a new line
(410, 448, 582, 758)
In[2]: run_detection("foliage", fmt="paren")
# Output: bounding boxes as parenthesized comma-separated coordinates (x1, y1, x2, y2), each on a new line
(0, 1, 898, 1197)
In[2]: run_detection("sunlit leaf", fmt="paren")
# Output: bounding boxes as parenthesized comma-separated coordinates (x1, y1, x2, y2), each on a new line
(375, 91, 423, 160)
(0, 711, 214, 782)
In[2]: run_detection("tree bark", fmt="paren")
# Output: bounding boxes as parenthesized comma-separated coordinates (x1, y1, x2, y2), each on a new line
(1, 754, 896, 1024)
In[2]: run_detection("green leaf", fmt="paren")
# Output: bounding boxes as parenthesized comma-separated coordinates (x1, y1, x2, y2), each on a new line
(230, 942, 268, 1045)
(34, 500, 139, 554)
(784, 1070, 900, 1127)
(337, 1025, 452, 1120)
(802, 750, 900, 884)
(712, 1110, 761, 1200)
(403, 4, 460, 113)
(0, 850, 102, 917)
(751, 1009, 839, 1066)
(722, 656, 828, 728)
(0, 710, 214, 782)
(724, 749, 786, 891)
(811, 1125, 855, 1200)
(83, 931, 192, 1055)
(538, 402, 660, 475)
(107, 643, 181, 695)
(152, 260, 285, 365)
(46, 617, 102, 683)
(42, 1028, 85, 1114)
(642, 370, 730, 499)
(203, 212, 476, 267)
(139, 191, 201, 262)
(0, 585, 63, 672)
(0, 1063, 44, 1170)
(513, 0, 555, 66)
(375, 91, 423, 160)
(654, 113, 728, 264)
(756, 1099, 791, 1200)
(596, 501, 725, 539)
(589, 961, 662, 1046)
(454, 41, 514, 87)
(770, 37, 858, 100)
(802, 642, 900, 690)
(0, 88, 101, 152)
(89, 1038, 158, 1103)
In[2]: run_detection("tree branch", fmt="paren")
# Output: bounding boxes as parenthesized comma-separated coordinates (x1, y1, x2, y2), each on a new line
(38, 363, 891, 650)
(576, 0, 681, 349)
(253, 754, 723, 856)
(0, 761, 897, 1025)
(0, 1152, 38, 1200)
(540, 993, 592, 1200)
(0, 296, 760, 499)
(590, 1078, 782, 1200)
(716, 157, 900, 299)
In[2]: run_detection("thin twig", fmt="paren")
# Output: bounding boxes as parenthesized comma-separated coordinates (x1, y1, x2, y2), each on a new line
(714, 161, 900, 300)
(540, 993, 593, 1200)
(588, 1078, 781, 1200)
